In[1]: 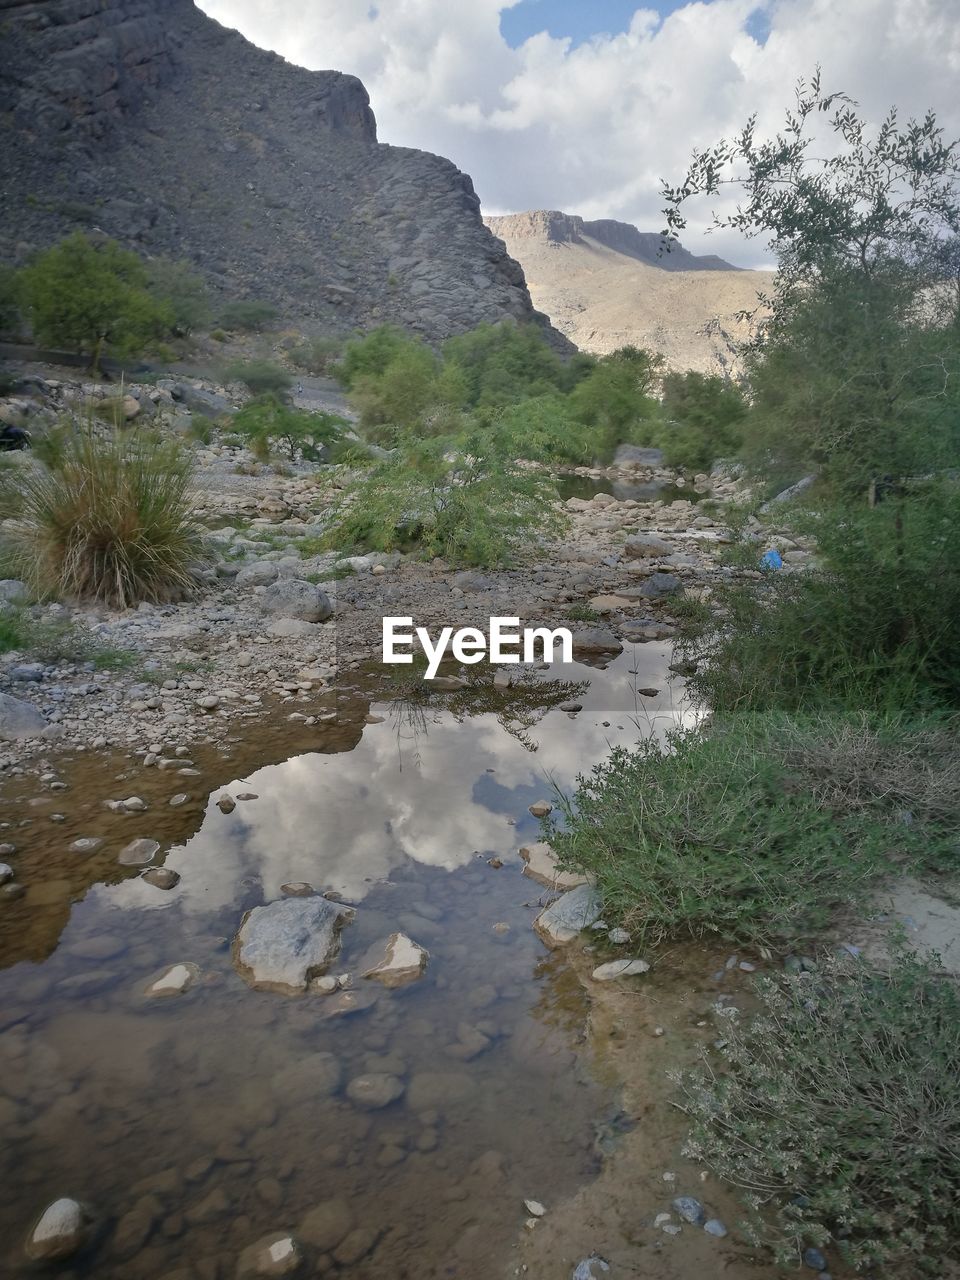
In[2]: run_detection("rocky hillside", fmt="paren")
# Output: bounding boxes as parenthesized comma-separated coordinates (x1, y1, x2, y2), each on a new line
(0, 0, 556, 344)
(485, 210, 776, 372)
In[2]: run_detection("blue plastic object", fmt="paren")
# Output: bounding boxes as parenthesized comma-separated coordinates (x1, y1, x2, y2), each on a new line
(760, 548, 783, 570)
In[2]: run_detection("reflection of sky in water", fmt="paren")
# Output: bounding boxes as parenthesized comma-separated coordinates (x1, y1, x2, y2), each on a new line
(106, 647, 692, 916)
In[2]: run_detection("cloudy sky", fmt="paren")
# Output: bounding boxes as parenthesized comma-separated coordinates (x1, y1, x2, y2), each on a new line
(197, 0, 960, 265)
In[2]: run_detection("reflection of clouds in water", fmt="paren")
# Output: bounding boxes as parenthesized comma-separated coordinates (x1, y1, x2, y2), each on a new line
(108, 649, 691, 919)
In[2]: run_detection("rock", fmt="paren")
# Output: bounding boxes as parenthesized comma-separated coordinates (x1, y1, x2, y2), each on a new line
(217, 794, 236, 814)
(281, 882, 315, 897)
(623, 534, 673, 558)
(0, 579, 28, 603)
(571, 626, 622, 656)
(120, 393, 141, 420)
(524, 1199, 546, 1217)
(237, 1232, 303, 1277)
(145, 963, 199, 997)
(198, 694, 219, 711)
(637, 572, 682, 598)
(118, 838, 160, 866)
(141, 867, 180, 890)
(608, 927, 630, 944)
(428, 674, 468, 691)
(528, 800, 552, 818)
(613, 444, 664, 467)
(0, 692, 47, 740)
(572, 1258, 610, 1279)
(260, 579, 333, 623)
(266, 618, 321, 639)
(345, 1072, 405, 1110)
(68, 834, 102, 855)
(802, 1247, 828, 1270)
(25, 1197, 88, 1260)
(761, 473, 817, 509)
(362, 933, 429, 988)
(233, 896, 354, 993)
(298, 1199, 354, 1252)
(519, 842, 587, 890)
(534, 884, 603, 946)
(672, 1196, 706, 1225)
(121, 795, 148, 812)
(332, 1225, 379, 1267)
(591, 958, 651, 981)
(704, 1218, 728, 1238)
(559, 700, 582, 712)
(235, 561, 280, 589)
(493, 668, 512, 690)
(0, 862, 13, 885)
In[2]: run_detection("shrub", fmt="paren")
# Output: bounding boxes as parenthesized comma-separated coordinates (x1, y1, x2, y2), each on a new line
(324, 422, 566, 567)
(3, 428, 206, 608)
(145, 258, 211, 336)
(288, 334, 342, 374)
(336, 326, 415, 388)
(655, 370, 747, 471)
(0, 607, 135, 669)
(232, 394, 346, 462)
(224, 359, 292, 395)
(678, 952, 960, 1273)
(217, 300, 278, 332)
(679, 483, 960, 711)
(547, 707, 955, 947)
(441, 320, 584, 407)
(568, 346, 662, 458)
(18, 232, 173, 372)
(348, 342, 441, 437)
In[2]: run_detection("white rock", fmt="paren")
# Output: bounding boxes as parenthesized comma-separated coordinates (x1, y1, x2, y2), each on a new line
(524, 1199, 546, 1217)
(591, 958, 651, 981)
(145, 963, 199, 997)
(25, 1198, 87, 1260)
(233, 896, 354, 993)
(362, 932, 429, 988)
(520, 842, 587, 890)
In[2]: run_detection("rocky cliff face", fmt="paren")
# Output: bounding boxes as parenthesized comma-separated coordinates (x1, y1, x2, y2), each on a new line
(0, 0, 555, 343)
(484, 210, 739, 271)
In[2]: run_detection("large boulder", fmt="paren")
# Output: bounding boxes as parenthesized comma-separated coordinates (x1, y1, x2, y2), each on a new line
(623, 534, 672, 559)
(636, 572, 682, 599)
(260, 579, 333, 623)
(170, 383, 234, 418)
(235, 561, 280, 589)
(233, 897, 354, 993)
(570, 626, 622, 657)
(0, 692, 47, 740)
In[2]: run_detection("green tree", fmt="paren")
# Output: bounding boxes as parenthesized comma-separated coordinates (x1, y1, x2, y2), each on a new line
(18, 233, 172, 372)
(146, 258, 211, 336)
(656, 370, 747, 471)
(569, 346, 662, 457)
(232, 393, 346, 462)
(661, 74, 960, 491)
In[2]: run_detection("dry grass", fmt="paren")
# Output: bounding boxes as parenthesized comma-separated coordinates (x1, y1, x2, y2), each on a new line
(3, 428, 206, 608)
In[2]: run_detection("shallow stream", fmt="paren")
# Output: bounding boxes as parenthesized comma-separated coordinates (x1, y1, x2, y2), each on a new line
(0, 647, 691, 1278)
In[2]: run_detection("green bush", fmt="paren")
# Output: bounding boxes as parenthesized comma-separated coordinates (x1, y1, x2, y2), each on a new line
(324, 422, 566, 566)
(18, 233, 173, 372)
(0, 607, 135, 669)
(679, 483, 960, 711)
(217, 300, 278, 332)
(678, 952, 960, 1273)
(655, 370, 747, 471)
(145, 258, 211, 336)
(568, 346, 662, 458)
(3, 428, 206, 608)
(288, 334, 342, 374)
(348, 341, 441, 437)
(336, 325, 414, 388)
(441, 320, 586, 407)
(232, 394, 346, 462)
(548, 707, 956, 947)
(224, 359, 292, 395)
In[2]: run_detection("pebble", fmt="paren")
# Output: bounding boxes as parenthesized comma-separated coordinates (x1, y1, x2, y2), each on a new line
(672, 1196, 706, 1225)
(802, 1247, 828, 1270)
(68, 837, 102, 854)
(217, 794, 237, 814)
(118, 838, 160, 866)
(141, 867, 180, 890)
(345, 1073, 405, 1110)
(145, 963, 198, 997)
(523, 1199, 546, 1217)
(608, 927, 630, 944)
(0, 863, 13, 885)
(25, 1197, 88, 1260)
(704, 1218, 728, 1237)
(528, 800, 552, 818)
(169, 793, 190, 807)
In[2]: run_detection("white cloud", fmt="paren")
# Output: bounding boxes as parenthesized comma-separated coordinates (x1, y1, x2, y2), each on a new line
(197, 0, 960, 265)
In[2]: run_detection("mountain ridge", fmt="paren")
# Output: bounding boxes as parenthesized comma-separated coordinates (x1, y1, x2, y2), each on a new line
(0, 0, 563, 346)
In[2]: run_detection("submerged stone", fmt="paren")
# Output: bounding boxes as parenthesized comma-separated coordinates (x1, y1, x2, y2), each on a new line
(25, 1197, 88, 1260)
(118, 838, 160, 866)
(145, 963, 199, 998)
(237, 1231, 303, 1277)
(534, 884, 603, 946)
(233, 896, 354, 994)
(591, 958, 651, 981)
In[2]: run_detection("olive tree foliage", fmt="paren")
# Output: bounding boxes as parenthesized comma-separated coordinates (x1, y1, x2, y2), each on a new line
(661, 73, 960, 492)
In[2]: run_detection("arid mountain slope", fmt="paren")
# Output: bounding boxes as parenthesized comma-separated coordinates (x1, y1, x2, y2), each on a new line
(485, 210, 776, 372)
(0, 0, 560, 345)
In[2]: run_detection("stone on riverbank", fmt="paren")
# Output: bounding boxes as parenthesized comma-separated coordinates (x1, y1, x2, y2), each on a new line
(591, 958, 651, 981)
(362, 933, 429, 988)
(260, 579, 333, 623)
(233, 896, 354, 993)
(237, 1231, 303, 1277)
(520, 842, 587, 891)
(0, 692, 47, 740)
(534, 884, 602, 946)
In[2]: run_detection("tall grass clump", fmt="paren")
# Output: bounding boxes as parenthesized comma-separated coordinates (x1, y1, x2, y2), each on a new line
(678, 952, 960, 1273)
(549, 708, 957, 947)
(3, 429, 205, 608)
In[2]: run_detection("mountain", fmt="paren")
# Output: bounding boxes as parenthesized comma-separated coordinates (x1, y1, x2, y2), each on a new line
(484, 210, 776, 372)
(0, 0, 560, 345)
